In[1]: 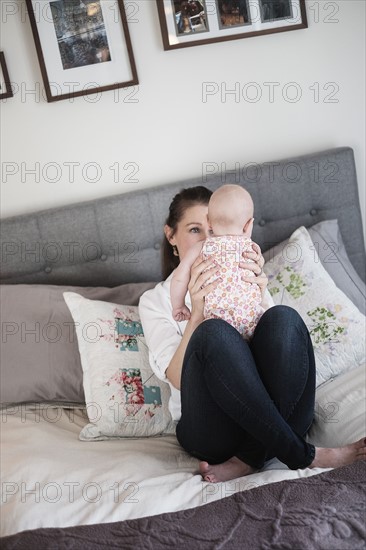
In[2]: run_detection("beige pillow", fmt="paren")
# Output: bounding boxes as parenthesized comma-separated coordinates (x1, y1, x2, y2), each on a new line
(307, 364, 366, 447)
(0, 282, 156, 408)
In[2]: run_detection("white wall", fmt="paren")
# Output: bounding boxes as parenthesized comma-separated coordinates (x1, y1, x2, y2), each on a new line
(1, 0, 365, 236)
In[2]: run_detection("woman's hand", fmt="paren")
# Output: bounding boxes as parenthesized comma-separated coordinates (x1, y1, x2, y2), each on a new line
(239, 242, 268, 301)
(187, 257, 221, 324)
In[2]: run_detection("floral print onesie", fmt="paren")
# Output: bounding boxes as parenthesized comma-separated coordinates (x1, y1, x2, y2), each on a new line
(201, 235, 264, 339)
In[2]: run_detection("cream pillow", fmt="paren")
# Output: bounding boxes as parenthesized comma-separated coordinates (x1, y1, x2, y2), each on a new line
(307, 364, 366, 447)
(263, 227, 365, 387)
(63, 292, 176, 440)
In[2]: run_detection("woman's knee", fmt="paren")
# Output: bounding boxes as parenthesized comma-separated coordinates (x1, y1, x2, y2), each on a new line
(187, 318, 250, 372)
(258, 305, 308, 335)
(192, 318, 242, 348)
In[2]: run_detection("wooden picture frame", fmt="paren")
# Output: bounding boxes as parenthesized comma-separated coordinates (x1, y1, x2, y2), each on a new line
(0, 52, 13, 100)
(26, 0, 138, 102)
(156, 0, 307, 50)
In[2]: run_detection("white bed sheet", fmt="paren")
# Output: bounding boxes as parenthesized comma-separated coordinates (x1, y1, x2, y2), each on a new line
(0, 406, 327, 537)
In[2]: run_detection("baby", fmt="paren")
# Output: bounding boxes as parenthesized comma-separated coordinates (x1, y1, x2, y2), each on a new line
(171, 184, 264, 340)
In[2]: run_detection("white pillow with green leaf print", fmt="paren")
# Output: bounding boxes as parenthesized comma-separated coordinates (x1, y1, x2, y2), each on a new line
(263, 226, 365, 387)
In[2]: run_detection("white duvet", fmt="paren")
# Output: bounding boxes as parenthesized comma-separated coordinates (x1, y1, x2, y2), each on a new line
(2, 364, 364, 538)
(1, 406, 327, 538)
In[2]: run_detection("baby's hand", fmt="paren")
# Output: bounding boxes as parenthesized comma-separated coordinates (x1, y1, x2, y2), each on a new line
(173, 306, 191, 322)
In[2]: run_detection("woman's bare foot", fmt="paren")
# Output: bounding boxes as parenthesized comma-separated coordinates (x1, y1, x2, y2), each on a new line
(310, 438, 366, 469)
(199, 456, 256, 483)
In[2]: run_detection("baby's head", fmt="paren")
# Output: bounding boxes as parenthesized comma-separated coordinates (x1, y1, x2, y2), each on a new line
(208, 184, 254, 236)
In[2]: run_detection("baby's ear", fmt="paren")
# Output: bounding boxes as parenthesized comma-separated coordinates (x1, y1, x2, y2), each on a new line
(207, 214, 213, 232)
(243, 217, 254, 237)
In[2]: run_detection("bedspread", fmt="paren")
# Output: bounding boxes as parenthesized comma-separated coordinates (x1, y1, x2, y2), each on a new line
(2, 462, 365, 549)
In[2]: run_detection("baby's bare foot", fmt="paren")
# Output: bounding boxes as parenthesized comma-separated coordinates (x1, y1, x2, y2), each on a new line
(199, 456, 256, 483)
(310, 438, 366, 469)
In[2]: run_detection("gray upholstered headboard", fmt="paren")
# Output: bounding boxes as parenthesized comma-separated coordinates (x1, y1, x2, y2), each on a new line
(1, 147, 365, 286)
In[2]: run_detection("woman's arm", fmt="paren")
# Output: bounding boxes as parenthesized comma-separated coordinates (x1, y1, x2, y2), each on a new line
(165, 316, 200, 389)
(167, 257, 220, 389)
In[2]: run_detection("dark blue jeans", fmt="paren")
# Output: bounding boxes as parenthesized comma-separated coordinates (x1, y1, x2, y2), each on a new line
(176, 306, 316, 470)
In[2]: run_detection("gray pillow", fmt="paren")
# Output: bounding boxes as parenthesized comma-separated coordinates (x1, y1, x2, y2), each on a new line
(263, 220, 366, 315)
(0, 282, 156, 408)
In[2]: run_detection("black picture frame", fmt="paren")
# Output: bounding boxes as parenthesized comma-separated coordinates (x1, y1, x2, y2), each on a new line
(26, 0, 139, 102)
(157, 0, 307, 50)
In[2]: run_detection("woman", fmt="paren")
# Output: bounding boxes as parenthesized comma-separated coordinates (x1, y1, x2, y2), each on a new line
(139, 186, 365, 482)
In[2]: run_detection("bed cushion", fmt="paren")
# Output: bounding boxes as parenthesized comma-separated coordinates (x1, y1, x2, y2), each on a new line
(263, 226, 365, 387)
(0, 282, 156, 408)
(307, 363, 366, 447)
(263, 219, 366, 314)
(63, 292, 176, 439)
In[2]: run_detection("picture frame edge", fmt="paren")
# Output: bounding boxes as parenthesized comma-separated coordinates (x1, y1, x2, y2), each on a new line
(0, 51, 14, 100)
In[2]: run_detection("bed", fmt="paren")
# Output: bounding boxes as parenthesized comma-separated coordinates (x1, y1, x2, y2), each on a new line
(1, 146, 365, 548)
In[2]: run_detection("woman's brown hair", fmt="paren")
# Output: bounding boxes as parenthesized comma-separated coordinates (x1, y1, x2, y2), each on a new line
(162, 186, 212, 280)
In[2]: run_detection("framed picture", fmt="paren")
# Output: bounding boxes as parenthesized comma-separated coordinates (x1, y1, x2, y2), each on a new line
(26, 0, 138, 102)
(156, 0, 307, 50)
(0, 52, 13, 100)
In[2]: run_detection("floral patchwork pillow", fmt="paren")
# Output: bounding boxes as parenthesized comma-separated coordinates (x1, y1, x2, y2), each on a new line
(63, 292, 176, 440)
(263, 227, 365, 387)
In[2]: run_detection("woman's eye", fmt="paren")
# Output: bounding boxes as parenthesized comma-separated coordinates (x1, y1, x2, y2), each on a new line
(190, 227, 200, 233)
(209, 229, 214, 235)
